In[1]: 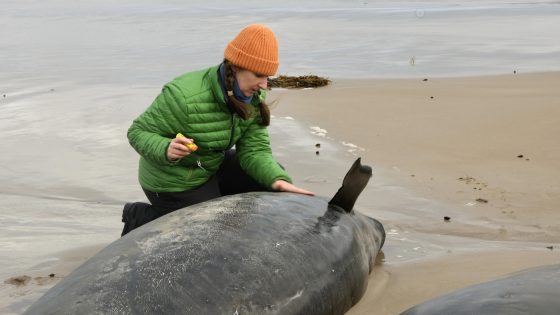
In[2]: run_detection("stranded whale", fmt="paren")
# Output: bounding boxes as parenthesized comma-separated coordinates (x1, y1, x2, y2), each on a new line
(24, 158, 385, 315)
(401, 264, 560, 315)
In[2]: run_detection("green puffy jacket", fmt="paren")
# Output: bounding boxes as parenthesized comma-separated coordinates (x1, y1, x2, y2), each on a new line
(127, 64, 292, 192)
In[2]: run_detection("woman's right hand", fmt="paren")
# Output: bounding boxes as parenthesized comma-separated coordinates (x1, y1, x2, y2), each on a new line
(167, 137, 195, 161)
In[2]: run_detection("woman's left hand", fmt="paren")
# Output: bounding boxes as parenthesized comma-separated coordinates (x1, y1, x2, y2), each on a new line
(271, 180, 315, 196)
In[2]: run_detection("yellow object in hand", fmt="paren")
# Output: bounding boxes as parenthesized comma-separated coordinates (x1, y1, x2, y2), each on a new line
(176, 133, 198, 152)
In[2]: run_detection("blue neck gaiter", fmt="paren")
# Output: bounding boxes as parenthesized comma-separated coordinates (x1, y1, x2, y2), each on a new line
(219, 63, 253, 104)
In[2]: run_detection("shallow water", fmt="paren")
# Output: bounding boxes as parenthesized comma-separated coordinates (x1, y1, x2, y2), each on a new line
(1, 0, 559, 85)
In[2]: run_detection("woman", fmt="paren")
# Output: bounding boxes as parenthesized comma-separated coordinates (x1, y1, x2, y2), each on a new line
(122, 24, 314, 236)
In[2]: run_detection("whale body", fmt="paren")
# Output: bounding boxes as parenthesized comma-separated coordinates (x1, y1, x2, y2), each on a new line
(24, 159, 385, 315)
(401, 264, 560, 315)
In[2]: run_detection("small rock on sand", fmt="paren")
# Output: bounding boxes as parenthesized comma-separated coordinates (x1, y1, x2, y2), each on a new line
(476, 198, 488, 203)
(458, 176, 476, 184)
(444, 216, 451, 222)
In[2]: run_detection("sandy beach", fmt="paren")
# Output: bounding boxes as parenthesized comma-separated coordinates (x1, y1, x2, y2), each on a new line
(2, 72, 559, 314)
(272, 72, 560, 243)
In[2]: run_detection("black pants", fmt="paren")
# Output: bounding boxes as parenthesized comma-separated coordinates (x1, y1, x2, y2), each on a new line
(121, 150, 268, 236)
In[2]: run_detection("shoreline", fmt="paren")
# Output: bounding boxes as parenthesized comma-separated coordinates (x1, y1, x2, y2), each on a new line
(284, 70, 560, 82)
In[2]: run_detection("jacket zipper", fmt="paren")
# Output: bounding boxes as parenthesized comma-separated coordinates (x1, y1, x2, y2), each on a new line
(225, 113, 237, 150)
(196, 160, 207, 172)
(196, 113, 236, 172)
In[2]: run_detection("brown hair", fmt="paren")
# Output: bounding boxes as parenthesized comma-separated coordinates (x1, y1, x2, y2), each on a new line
(223, 60, 271, 126)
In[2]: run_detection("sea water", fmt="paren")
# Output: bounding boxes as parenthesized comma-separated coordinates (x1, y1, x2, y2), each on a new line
(1, 0, 559, 84)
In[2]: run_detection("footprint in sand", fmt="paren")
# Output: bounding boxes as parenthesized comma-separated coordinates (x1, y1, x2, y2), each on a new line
(4, 275, 32, 286)
(4, 273, 58, 286)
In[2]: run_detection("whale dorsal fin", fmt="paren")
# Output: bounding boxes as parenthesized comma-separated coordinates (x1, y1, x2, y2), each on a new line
(328, 158, 372, 212)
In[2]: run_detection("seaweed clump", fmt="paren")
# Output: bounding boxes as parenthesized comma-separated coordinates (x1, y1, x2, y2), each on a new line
(268, 75, 330, 89)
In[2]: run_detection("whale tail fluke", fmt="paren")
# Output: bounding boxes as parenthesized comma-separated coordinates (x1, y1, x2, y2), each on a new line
(329, 158, 372, 212)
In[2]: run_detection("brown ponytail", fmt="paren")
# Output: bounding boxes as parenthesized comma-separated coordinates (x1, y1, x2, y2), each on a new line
(223, 60, 271, 126)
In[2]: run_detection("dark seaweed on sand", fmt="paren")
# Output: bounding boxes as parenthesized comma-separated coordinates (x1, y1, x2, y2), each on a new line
(268, 75, 330, 89)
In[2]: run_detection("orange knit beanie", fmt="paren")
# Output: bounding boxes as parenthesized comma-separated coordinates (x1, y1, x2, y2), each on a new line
(224, 24, 279, 76)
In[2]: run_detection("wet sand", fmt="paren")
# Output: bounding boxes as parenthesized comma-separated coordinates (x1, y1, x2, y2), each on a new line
(1, 72, 560, 313)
